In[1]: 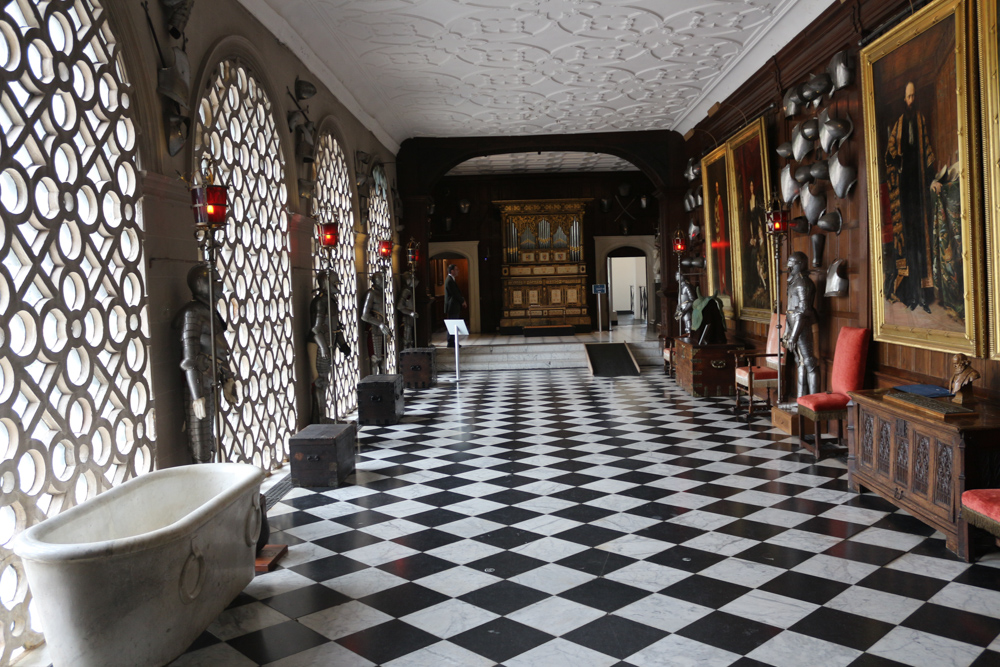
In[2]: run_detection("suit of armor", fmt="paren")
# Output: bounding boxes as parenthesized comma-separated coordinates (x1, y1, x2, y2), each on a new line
(675, 269, 695, 336)
(309, 271, 351, 423)
(361, 271, 391, 374)
(175, 263, 234, 463)
(784, 252, 819, 397)
(396, 270, 418, 351)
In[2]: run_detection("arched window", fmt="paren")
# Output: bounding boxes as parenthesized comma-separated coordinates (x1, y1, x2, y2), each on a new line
(0, 1, 153, 661)
(366, 164, 395, 373)
(312, 133, 359, 416)
(193, 60, 295, 470)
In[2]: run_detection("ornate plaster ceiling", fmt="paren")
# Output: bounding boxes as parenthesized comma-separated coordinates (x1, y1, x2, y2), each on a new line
(445, 151, 639, 175)
(237, 0, 836, 153)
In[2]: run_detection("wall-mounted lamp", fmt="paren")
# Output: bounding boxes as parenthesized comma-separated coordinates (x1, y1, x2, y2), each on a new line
(191, 184, 228, 228)
(600, 198, 611, 213)
(428, 203, 436, 215)
(618, 183, 631, 197)
(766, 196, 790, 235)
(378, 240, 392, 259)
(319, 221, 339, 248)
(640, 195, 648, 209)
(672, 229, 687, 254)
(406, 238, 419, 265)
(458, 199, 470, 214)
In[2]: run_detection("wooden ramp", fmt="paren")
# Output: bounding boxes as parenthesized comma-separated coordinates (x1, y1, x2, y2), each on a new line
(584, 343, 641, 377)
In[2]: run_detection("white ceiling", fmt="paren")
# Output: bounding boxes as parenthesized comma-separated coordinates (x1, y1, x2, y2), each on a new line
(445, 151, 639, 175)
(237, 0, 835, 155)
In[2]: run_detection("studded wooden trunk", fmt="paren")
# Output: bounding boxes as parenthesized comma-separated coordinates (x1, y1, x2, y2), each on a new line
(675, 338, 744, 398)
(357, 374, 405, 426)
(289, 423, 357, 488)
(401, 348, 437, 389)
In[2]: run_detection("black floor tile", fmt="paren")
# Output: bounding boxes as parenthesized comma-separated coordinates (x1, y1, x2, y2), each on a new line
(267, 511, 323, 531)
(557, 548, 636, 576)
(737, 542, 816, 569)
(289, 554, 369, 582)
(449, 617, 553, 663)
(336, 619, 439, 664)
(661, 574, 753, 609)
(391, 527, 464, 552)
(715, 518, 788, 541)
(376, 553, 456, 580)
(228, 620, 330, 664)
(559, 577, 651, 612)
(554, 524, 627, 547)
(472, 526, 543, 549)
(790, 607, 894, 651)
(677, 610, 782, 655)
(313, 530, 383, 553)
(459, 580, 549, 615)
(646, 545, 728, 573)
(856, 568, 948, 601)
(902, 603, 1000, 647)
(823, 540, 903, 566)
(358, 582, 450, 617)
(263, 584, 351, 619)
(467, 551, 547, 579)
(563, 614, 668, 658)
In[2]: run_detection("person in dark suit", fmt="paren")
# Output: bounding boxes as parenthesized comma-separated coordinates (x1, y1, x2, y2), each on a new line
(444, 264, 466, 347)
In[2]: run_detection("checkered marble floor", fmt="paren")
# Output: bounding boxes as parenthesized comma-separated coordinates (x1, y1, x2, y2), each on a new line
(169, 369, 1000, 667)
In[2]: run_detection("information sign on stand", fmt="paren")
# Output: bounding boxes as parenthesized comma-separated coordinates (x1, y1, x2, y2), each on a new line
(444, 320, 469, 382)
(591, 284, 607, 333)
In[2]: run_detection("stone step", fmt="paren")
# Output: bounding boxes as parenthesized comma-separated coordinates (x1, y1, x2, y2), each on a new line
(433, 341, 662, 371)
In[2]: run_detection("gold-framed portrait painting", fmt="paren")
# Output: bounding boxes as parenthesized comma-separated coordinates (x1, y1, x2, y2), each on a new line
(860, 0, 983, 356)
(701, 145, 734, 317)
(727, 118, 775, 323)
(981, 0, 1000, 359)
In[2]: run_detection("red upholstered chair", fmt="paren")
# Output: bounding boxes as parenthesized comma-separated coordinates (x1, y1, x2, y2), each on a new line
(797, 327, 870, 459)
(960, 489, 1000, 562)
(733, 314, 785, 422)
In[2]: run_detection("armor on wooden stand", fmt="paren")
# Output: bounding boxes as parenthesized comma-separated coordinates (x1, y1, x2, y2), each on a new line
(175, 263, 235, 463)
(396, 270, 419, 351)
(675, 269, 696, 336)
(783, 252, 820, 397)
(361, 271, 391, 375)
(309, 271, 351, 423)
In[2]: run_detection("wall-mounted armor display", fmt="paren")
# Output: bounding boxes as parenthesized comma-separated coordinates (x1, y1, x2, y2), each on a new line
(792, 122, 813, 161)
(776, 141, 794, 158)
(811, 233, 826, 267)
(806, 72, 833, 100)
(802, 118, 820, 140)
(791, 217, 811, 234)
(828, 152, 857, 199)
(819, 109, 853, 154)
(809, 161, 829, 181)
(783, 87, 803, 118)
(825, 259, 849, 297)
(817, 210, 843, 235)
(781, 165, 800, 203)
(794, 164, 814, 184)
(309, 271, 351, 423)
(827, 50, 855, 91)
(800, 185, 826, 225)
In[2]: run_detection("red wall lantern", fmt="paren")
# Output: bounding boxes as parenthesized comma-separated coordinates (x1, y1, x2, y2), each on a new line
(318, 222, 339, 248)
(191, 185, 228, 228)
(378, 240, 392, 259)
(672, 229, 687, 254)
(766, 197, 789, 235)
(406, 238, 419, 265)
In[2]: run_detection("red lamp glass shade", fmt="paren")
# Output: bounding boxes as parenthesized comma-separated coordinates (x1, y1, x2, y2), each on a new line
(318, 222, 339, 248)
(378, 240, 392, 259)
(672, 229, 687, 254)
(766, 197, 789, 234)
(191, 185, 228, 228)
(406, 240, 419, 264)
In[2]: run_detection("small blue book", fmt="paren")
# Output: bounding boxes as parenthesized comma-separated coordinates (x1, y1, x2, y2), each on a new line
(893, 384, 953, 398)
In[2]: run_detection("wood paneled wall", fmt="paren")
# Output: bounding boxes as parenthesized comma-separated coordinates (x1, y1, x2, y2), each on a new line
(680, 0, 1000, 400)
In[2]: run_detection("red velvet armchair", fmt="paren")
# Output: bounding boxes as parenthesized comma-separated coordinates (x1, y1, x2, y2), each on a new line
(797, 327, 870, 459)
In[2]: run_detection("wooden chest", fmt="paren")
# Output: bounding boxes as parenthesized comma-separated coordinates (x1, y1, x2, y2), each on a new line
(357, 374, 405, 425)
(401, 348, 437, 388)
(289, 423, 357, 488)
(849, 390, 1000, 560)
(675, 337, 744, 397)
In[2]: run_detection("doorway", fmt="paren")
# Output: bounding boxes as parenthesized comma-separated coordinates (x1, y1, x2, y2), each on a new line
(607, 247, 649, 327)
(430, 256, 469, 336)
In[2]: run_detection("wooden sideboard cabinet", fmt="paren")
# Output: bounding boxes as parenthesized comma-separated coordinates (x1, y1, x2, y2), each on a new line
(675, 338, 744, 398)
(848, 390, 1000, 561)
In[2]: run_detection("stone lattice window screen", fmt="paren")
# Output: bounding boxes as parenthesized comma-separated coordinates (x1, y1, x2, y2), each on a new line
(366, 164, 396, 373)
(0, 0, 155, 662)
(193, 60, 296, 469)
(312, 134, 359, 416)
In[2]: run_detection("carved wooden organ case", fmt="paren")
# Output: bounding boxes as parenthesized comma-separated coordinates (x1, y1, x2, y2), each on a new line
(496, 199, 591, 330)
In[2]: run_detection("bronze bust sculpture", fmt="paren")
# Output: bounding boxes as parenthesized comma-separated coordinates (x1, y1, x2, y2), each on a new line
(949, 353, 980, 404)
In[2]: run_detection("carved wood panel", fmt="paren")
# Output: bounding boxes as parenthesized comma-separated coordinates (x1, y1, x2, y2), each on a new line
(914, 434, 931, 496)
(877, 419, 891, 475)
(935, 441, 954, 506)
(894, 419, 909, 486)
(861, 412, 875, 466)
